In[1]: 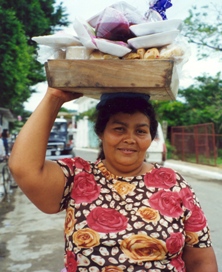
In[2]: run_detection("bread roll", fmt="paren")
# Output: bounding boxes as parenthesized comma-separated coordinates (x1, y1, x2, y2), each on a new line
(160, 46, 184, 59)
(103, 54, 119, 59)
(144, 48, 160, 59)
(122, 52, 140, 59)
(137, 48, 145, 59)
(89, 50, 104, 59)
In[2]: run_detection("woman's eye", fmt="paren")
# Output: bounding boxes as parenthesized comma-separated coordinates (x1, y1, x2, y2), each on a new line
(137, 129, 147, 134)
(114, 127, 124, 132)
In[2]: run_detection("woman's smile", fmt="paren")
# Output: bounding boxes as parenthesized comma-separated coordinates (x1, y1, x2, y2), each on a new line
(117, 147, 137, 154)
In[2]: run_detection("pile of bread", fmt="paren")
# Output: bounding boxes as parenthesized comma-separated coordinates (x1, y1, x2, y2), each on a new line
(89, 45, 184, 60)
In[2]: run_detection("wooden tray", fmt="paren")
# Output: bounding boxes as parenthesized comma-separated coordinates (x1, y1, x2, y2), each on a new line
(45, 59, 179, 100)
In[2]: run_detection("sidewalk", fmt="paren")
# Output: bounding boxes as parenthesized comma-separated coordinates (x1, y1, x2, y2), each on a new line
(165, 159, 222, 181)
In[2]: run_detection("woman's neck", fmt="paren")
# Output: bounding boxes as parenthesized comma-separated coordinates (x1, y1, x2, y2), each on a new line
(101, 160, 153, 177)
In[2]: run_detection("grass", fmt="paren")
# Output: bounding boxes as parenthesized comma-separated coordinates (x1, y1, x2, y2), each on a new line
(170, 153, 222, 167)
(166, 142, 222, 167)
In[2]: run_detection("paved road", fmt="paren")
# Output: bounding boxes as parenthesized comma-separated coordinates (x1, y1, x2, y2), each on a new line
(0, 149, 221, 271)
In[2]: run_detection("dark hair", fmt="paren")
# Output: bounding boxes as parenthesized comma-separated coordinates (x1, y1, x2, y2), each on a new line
(94, 96, 158, 160)
(2, 129, 9, 138)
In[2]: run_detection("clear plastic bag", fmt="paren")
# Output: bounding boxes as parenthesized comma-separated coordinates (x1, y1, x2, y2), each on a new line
(159, 36, 191, 78)
(110, 1, 144, 25)
(95, 7, 133, 42)
(160, 36, 190, 63)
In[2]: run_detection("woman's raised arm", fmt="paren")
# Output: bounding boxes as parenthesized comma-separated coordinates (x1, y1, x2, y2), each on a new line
(9, 87, 82, 213)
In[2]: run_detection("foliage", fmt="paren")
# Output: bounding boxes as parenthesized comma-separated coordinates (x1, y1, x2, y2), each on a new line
(0, 8, 31, 113)
(0, 0, 69, 119)
(165, 139, 177, 160)
(182, 4, 222, 59)
(0, 0, 69, 39)
(59, 107, 70, 113)
(218, 149, 222, 168)
(79, 107, 97, 122)
(57, 108, 78, 122)
(151, 100, 188, 127)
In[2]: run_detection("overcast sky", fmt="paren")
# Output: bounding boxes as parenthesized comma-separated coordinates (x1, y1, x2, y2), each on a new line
(58, 0, 218, 21)
(24, 0, 221, 111)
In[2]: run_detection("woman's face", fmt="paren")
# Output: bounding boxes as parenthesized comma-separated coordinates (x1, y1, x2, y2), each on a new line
(100, 111, 152, 176)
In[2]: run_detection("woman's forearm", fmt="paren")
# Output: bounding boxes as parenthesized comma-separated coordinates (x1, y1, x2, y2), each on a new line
(10, 91, 63, 175)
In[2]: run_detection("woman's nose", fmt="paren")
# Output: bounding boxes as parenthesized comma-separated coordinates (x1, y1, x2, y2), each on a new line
(123, 134, 136, 144)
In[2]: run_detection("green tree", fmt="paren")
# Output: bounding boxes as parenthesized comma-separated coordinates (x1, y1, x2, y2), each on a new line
(0, 0, 69, 118)
(0, 8, 31, 113)
(151, 100, 187, 127)
(0, 0, 69, 39)
(182, 4, 222, 59)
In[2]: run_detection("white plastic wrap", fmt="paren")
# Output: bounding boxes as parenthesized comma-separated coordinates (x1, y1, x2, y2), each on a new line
(160, 36, 191, 78)
(36, 46, 66, 64)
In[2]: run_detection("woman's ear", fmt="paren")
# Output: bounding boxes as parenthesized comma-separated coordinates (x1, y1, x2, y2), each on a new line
(98, 133, 103, 141)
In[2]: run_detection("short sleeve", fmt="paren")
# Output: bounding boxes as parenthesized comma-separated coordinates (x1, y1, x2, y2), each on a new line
(177, 172, 212, 248)
(56, 157, 93, 211)
(57, 158, 76, 211)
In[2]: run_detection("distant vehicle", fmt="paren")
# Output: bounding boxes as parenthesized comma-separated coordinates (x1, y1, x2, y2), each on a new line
(46, 118, 75, 160)
(146, 122, 167, 165)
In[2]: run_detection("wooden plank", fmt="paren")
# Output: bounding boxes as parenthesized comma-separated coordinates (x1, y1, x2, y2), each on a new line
(45, 59, 179, 100)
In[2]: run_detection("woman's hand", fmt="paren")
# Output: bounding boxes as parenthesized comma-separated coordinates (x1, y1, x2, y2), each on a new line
(47, 87, 83, 104)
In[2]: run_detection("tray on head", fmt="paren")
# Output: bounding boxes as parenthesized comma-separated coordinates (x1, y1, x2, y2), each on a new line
(45, 59, 179, 100)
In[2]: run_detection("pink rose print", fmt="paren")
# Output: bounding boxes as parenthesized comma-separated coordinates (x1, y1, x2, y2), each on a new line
(170, 253, 185, 272)
(74, 157, 91, 172)
(60, 158, 76, 175)
(145, 167, 176, 189)
(166, 232, 185, 254)
(184, 205, 207, 232)
(71, 172, 101, 204)
(179, 187, 195, 210)
(87, 207, 128, 233)
(149, 190, 183, 217)
(66, 251, 77, 272)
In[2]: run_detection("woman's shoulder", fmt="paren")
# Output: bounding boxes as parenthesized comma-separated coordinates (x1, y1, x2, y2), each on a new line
(57, 156, 98, 174)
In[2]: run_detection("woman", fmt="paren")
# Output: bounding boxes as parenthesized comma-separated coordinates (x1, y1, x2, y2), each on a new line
(9, 87, 218, 272)
(0, 127, 6, 160)
(1, 128, 9, 156)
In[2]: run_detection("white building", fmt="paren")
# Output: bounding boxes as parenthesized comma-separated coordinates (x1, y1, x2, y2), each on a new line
(74, 97, 99, 149)
(75, 96, 99, 114)
(0, 107, 15, 130)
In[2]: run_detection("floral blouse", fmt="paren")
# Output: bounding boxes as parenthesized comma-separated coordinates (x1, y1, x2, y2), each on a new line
(57, 157, 212, 272)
